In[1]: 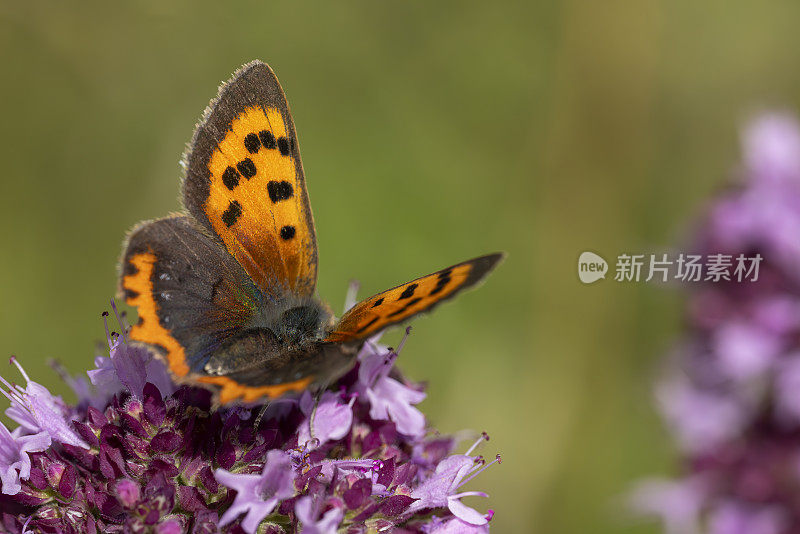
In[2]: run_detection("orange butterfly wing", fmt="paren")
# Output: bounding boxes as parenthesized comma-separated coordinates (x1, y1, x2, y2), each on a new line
(325, 253, 504, 343)
(183, 61, 317, 298)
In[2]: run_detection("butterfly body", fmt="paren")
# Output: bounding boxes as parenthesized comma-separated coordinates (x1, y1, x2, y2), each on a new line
(120, 61, 503, 404)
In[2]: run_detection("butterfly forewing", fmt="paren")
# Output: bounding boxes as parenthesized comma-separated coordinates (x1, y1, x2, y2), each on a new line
(183, 61, 317, 299)
(325, 253, 504, 343)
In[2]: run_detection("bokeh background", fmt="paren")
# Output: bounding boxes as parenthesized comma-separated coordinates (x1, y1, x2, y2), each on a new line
(2, 1, 800, 532)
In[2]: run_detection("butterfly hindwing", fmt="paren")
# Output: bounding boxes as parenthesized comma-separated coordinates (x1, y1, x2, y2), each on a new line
(325, 253, 504, 343)
(183, 61, 317, 299)
(120, 216, 260, 378)
(120, 216, 331, 403)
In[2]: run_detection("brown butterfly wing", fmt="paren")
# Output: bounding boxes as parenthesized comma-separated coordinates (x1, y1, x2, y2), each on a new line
(119, 215, 336, 404)
(183, 60, 317, 299)
(325, 253, 504, 343)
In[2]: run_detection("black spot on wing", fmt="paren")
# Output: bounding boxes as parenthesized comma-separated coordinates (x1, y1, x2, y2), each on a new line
(123, 260, 139, 277)
(398, 283, 418, 300)
(387, 297, 423, 318)
(430, 270, 453, 296)
(244, 133, 261, 153)
(355, 316, 380, 334)
(280, 225, 296, 240)
(123, 288, 139, 301)
(237, 158, 257, 178)
(221, 200, 243, 227)
(259, 130, 277, 149)
(222, 166, 240, 190)
(267, 181, 294, 203)
(277, 136, 293, 156)
(371, 297, 384, 308)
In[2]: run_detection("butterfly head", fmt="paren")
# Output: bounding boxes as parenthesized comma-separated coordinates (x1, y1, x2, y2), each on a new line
(267, 296, 334, 351)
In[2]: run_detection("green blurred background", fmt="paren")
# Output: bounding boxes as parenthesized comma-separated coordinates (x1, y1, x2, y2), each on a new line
(2, 1, 800, 532)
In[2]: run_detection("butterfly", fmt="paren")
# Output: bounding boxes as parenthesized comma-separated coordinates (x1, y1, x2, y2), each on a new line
(119, 60, 503, 405)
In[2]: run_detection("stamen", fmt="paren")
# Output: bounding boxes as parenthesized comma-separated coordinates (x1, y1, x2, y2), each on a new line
(102, 311, 112, 350)
(465, 432, 490, 456)
(0, 368, 30, 413)
(461, 454, 502, 487)
(110, 299, 128, 343)
(9, 356, 30, 383)
(396, 326, 412, 354)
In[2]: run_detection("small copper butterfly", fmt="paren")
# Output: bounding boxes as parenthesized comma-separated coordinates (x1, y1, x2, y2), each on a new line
(119, 61, 503, 404)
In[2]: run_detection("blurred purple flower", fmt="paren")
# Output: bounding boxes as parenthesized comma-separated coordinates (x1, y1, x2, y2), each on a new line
(743, 113, 800, 185)
(708, 502, 786, 534)
(708, 113, 800, 273)
(630, 478, 706, 534)
(634, 112, 800, 533)
(712, 321, 780, 381)
(215, 449, 295, 532)
(656, 376, 746, 453)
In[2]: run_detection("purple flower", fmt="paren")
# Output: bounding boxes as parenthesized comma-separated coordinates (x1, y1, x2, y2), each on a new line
(356, 330, 426, 437)
(0, 357, 87, 449)
(635, 112, 800, 533)
(656, 377, 746, 453)
(295, 496, 343, 533)
(0, 299, 500, 533)
(712, 321, 781, 381)
(215, 449, 296, 533)
(424, 515, 492, 533)
(708, 113, 800, 274)
(708, 502, 787, 534)
(407, 435, 499, 525)
(87, 307, 175, 402)
(774, 354, 800, 422)
(0, 421, 50, 495)
(297, 390, 355, 448)
(743, 113, 800, 185)
(630, 478, 706, 534)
